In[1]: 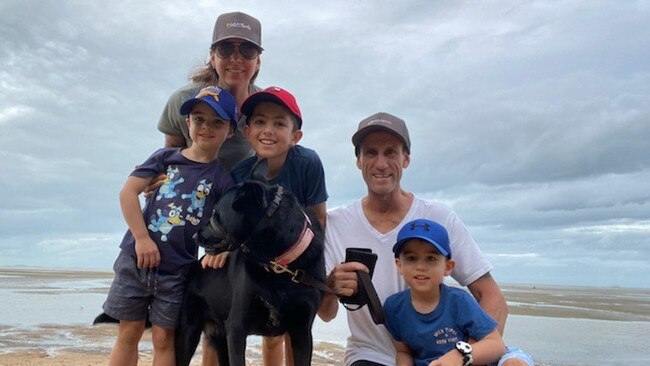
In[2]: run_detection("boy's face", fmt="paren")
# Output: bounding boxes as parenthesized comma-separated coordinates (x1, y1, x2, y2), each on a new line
(396, 239, 455, 295)
(186, 102, 234, 151)
(243, 102, 302, 162)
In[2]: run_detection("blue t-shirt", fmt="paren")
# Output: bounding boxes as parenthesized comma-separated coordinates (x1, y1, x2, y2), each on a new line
(230, 145, 328, 207)
(119, 148, 233, 274)
(384, 284, 497, 366)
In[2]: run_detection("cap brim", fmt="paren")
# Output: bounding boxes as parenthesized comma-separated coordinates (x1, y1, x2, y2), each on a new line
(180, 99, 236, 127)
(241, 93, 301, 127)
(352, 125, 408, 150)
(392, 235, 450, 258)
(212, 36, 263, 50)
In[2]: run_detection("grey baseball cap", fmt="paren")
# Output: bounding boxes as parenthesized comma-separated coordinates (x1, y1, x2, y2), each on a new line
(212, 12, 263, 49)
(352, 112, 411, 155)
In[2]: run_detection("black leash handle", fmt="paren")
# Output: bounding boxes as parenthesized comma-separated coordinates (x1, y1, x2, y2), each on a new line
(356, 270, 385, 324)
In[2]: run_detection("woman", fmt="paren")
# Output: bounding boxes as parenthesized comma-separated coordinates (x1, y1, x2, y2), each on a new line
(157, 11, 262, 171)
(158, 12, 291, 366)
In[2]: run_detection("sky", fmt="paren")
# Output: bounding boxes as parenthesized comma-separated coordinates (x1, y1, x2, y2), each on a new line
(1, 0, 649, 289)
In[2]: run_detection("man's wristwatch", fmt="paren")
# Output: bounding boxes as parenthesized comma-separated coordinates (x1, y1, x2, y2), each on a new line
(455, 341, 473, 366)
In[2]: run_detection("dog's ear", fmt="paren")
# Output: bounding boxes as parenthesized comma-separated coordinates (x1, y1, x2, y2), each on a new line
(250, 158, 269, 182)
(233, 182, 268, 212)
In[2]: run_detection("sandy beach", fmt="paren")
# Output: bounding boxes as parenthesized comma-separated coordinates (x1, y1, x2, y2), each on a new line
(1, 267, 649, 365)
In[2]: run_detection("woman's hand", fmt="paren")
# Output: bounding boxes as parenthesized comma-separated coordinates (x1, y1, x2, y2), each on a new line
(143, 173, 167, 198)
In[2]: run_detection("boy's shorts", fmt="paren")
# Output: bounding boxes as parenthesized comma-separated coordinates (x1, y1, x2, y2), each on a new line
(103, 250, 188, 329)
(496, 347, 535, 366)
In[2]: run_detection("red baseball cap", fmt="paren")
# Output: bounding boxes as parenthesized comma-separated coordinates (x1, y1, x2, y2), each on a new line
(241, 86, 303, 128)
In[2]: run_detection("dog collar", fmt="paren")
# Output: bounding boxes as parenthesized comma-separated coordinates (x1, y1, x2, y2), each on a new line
(273, 213, 314, 267)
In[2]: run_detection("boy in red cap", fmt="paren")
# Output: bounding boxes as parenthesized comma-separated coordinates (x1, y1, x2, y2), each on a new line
(212, 86, 328, 365)
(233, 85, 327, 227)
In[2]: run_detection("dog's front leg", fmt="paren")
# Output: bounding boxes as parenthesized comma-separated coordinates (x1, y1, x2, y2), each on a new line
(288, 327, 314, 366)
(224, 320, 247, 366)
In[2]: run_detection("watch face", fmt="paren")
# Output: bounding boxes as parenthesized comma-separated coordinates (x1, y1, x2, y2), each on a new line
(456, 341, 472, 354)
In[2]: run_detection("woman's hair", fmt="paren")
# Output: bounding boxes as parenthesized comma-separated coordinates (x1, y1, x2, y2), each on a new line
(190, 45, 260, 87)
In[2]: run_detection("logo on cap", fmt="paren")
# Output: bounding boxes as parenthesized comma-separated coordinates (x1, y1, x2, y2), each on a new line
(368, 118, 393, 127)
(410, 222, 430, 231)
(195, 87, 221, 102)
(227, 22, 252, 30)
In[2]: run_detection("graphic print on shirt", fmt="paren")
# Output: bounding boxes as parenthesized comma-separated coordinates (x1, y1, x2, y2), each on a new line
(181, 179, 213, 225)
(433, 326, 460, 346)
(156, 166, 185, 201)
(148, 202, 186, 242)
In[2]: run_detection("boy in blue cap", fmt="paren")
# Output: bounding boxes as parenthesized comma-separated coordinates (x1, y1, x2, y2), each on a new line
(385, 219, 506, 366)
(103, 86, 237, 366)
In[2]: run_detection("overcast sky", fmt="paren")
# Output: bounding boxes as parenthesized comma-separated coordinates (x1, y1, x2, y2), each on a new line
(1, 1, 648, 288)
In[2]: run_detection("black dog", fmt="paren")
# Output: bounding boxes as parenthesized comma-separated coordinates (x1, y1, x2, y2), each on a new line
(175, 160, 326, 366)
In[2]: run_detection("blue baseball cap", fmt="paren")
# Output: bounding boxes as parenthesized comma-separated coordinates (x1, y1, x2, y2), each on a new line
(180, 86, 238, 128)
(393, 219, 451, 258)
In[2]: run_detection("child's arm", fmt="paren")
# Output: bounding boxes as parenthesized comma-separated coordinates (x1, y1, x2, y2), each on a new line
(466, 329, 505, 365)
(201, 252, 229, 269)
(120, 175, 161, 269)
(307, 202, 327, 228)
(429, 329, 505, 366)
(394, 340, 414, 366)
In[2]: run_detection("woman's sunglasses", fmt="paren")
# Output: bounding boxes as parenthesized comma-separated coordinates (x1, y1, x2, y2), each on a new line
(214, 42, 261, 60)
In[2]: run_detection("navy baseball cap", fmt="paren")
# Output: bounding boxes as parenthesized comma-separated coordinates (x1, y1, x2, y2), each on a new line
(180, 86, 238, 128)
(393, 219, 451, 258)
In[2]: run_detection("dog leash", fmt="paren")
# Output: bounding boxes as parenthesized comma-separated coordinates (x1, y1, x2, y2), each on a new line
(355, 270, 385, 325)
(266, 260, 336, 294)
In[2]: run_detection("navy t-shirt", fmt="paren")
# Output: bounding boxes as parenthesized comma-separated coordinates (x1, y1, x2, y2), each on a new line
(230, 145, 328, 207)
(384, 284, 497, 366)
(119, 148, 233, 274)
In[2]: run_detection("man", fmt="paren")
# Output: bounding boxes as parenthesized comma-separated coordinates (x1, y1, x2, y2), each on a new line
(318, 112, 533, 366)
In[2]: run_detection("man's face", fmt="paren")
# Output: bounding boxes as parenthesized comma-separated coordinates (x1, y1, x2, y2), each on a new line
(356, 131, 410, 197)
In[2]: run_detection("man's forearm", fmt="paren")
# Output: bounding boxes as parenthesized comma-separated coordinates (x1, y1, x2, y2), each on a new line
(317, 292, 339, 322)
(468, 272, 508, 334)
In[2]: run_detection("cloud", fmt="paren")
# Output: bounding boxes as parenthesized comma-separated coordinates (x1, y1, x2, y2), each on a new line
(1, 0, 649, 288)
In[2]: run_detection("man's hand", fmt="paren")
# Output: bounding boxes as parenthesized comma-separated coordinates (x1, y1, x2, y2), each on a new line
(326, 261, 369, 297)
(202, 252, 230, 269)
(143, 173, 166, 198)
(318, 261, 370, 322)
(134, 236, 161, 269)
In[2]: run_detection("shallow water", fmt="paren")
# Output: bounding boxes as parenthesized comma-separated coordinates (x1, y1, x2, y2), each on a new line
(1, 269, 650, 365)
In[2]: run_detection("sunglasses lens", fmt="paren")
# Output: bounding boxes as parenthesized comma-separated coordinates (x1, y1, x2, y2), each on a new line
(215, 42, 259, 60)
(216, 43, 235, 58)
(239, 44, 259, 60)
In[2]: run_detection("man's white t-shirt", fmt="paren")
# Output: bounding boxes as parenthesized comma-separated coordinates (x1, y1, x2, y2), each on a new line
(324, 196, 493, 365)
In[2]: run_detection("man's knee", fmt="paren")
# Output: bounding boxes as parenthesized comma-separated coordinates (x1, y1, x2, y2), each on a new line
(501, 359, 532, 366)
(498, 347, 535, 366)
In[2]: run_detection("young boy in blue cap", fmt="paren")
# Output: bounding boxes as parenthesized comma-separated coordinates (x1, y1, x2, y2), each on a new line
(385, 219, 506, 366)
(103, 86, 237, 366)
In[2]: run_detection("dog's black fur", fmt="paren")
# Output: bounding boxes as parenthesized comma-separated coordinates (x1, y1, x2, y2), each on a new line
(175, 160, 325, 366)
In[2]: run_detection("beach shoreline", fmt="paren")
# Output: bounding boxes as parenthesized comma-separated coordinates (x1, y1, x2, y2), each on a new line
(1, 267, 649, 366)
